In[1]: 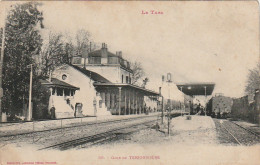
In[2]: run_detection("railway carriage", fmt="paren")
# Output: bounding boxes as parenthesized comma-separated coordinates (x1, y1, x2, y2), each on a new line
(207, 94, 233, 118)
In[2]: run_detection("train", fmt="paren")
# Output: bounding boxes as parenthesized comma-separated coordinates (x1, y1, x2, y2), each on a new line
(207, 93, 233, 118)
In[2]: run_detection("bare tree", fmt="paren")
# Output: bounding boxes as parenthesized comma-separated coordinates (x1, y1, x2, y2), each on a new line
(73, 29, 101, 57)
(245, 61, 260, 99)
(39, 32, 66, 76)
(130, 61, 145, 85)
(75, 29, 90, 57)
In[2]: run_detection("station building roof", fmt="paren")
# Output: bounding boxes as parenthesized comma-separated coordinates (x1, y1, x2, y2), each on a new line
(72, 65, 111, 83)
(93, 82, 159, 96)
(176, 82, 215, 96)
(40, 78, 80, 90)
(71, 64, 158, 96)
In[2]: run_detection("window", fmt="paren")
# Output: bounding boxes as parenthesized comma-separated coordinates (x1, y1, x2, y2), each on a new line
(108, 57, 119, 64)
(71, 90, 75, 96)
(64, 89, 70, 96)
(62, 74, 67, 80)
(89, 56, 101, 64)
(52, 88, 55, 95)
(57, 88, 63, 96)
(99, 100, 102, 108)
(122, 75, 124, 83)
(126, 76, 128, 83)
(72, 57, 82, 64)
(129, 77, 131, 84)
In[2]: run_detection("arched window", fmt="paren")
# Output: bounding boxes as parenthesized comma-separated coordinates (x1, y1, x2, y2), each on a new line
(126, 76, 128, 83)
(62, 74, 67, 80)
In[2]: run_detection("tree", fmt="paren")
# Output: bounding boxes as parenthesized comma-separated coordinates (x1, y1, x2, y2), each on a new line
(74, 29, 90, 57)
(32, 79, 50, 119)
(130, 61, 145, 85)
(38, 30, 100, 76)
(1, 2, 44, 116)
(245, 61, 260, 100)
(39, 32, 67, 76)
(73, 29, 100, 57)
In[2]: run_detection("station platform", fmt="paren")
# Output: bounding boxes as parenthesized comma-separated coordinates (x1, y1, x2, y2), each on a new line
(0, 112, 161, 137)
(168, 115, 218, 145)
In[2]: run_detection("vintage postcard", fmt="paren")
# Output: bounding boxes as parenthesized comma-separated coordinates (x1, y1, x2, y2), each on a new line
(0, 1, 259, 165)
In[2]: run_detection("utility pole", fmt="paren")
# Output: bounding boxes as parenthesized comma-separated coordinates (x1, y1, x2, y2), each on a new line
(27, 64, 33, 121)
(0, 7, 6, 122)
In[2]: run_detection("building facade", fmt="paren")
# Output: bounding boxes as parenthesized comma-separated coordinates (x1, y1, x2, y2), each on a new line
(49, 43, 159, 118)
(71, 43, 133, 84)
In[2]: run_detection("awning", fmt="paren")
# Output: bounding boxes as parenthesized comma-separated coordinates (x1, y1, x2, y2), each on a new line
(176, 83, 215, 96)
(93, 82, 159, 96)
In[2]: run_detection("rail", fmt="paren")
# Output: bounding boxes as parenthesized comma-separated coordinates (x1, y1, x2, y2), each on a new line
(218, 119, 259, 145)
(0, 113, 160, 138)
(39, 119, 157, 150)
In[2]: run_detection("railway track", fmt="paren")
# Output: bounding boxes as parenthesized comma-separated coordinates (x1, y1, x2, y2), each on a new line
(0, 114, 159, 138)
(229, 120, 260, 138)
(214, 119, 260, 145)
(39, 119, 157, 151)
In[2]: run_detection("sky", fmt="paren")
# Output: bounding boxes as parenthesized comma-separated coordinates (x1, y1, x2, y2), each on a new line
(0, 1, 259, 99)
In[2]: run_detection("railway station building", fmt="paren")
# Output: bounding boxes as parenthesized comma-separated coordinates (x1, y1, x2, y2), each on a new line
(50, 43, 159, 118)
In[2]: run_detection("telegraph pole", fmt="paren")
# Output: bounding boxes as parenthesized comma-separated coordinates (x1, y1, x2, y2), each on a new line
(27, 64, 33, 121)
(0, 7, 6, 122)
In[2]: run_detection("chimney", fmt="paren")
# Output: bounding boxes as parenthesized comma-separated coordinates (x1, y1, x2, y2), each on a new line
(118, 51, 122, 58)
(102, 43, 106, 49)
(101, 43, 108, 64)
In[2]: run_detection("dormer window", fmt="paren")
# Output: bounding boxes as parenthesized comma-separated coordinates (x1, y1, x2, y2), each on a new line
(89, 56, 101, 64)
(72, 57, 82, 64)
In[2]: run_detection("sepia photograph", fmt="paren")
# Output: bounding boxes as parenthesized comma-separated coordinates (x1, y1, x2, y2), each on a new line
(0, 1, 259, 165)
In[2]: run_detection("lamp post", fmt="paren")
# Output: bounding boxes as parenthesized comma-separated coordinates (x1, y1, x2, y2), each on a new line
(166, 73, 172, 136)
(161, 75, 165, 124)
(27, 64, 33, 121)
(187, 86, 192, 115)
(180, 86, 183, 116)
(159, 87, 164, 124)
(204, 86, 207, 116)
(0, 7, 6, 122)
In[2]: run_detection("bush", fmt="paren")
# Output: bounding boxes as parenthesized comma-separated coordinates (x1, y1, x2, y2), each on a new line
(32, 79, 51, 120)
